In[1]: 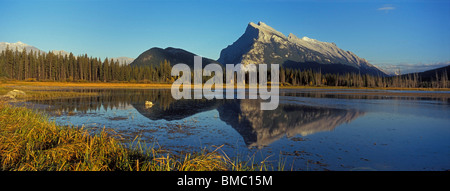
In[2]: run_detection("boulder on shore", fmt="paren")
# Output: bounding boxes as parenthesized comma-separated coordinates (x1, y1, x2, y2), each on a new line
(0, 89, 26, 102)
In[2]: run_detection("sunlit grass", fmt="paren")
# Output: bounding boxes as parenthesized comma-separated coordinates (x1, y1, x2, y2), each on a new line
(2, 81, 449, 91)
(1, 81, 172, 89)
(0, 86, 98, 101)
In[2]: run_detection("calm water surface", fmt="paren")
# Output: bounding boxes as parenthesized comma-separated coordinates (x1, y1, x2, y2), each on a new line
(24, 89, 450, 171)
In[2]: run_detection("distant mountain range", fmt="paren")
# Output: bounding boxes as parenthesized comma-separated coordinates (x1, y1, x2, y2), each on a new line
(0, 41, 134, 65)
(112, 57, 135, 65)
(0, 41, 43, 54)
(402, 65, 450, 81)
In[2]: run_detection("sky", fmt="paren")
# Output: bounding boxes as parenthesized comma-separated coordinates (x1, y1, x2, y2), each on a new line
(0, 0, 449, 73)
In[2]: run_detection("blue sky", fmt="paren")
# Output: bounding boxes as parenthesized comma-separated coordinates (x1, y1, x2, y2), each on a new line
(0, 0, 449, 73)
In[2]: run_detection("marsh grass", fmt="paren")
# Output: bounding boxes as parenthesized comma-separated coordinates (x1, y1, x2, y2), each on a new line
(1, 86, 99, 101)
(1, 81, 172, 90)
(4, 81, 450, 91)
(0, 103, 282, 171)
(0, 103, 143, 171)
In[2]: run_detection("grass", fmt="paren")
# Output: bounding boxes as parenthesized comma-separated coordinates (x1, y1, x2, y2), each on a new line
(0, 85, 99, 101)
(1, 81, 172, 90)
(0, 102, 278, 171)
(0, 81, 171, 101)
(3, 80, 450, 91)
(278, 84, 450, 91)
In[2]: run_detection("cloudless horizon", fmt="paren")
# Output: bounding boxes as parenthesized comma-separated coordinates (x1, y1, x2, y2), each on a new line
(1, 0, 449, 73)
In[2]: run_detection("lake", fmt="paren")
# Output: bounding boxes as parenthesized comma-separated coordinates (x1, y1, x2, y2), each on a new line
(21, 88, 450, 171)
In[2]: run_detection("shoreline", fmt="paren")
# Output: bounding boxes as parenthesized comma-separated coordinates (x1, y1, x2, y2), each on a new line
(1, 81, 449, 102)
(2, 81, 450, 91)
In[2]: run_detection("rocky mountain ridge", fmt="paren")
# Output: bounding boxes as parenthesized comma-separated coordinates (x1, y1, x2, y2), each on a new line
(218, 22, 387, 76)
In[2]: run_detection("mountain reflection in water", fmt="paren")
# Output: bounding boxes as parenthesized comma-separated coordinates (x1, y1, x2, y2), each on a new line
(27, 89, 364, 148)
(217, 100, 363, 148)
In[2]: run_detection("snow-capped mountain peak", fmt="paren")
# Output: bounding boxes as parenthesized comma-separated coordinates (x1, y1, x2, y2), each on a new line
(218, 21, 387, 76)
(248, 21, 287, 41)
(0, 41, 44, 53)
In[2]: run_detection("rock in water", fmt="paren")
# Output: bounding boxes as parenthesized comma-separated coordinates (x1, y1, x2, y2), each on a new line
(145, 101, 154, 109)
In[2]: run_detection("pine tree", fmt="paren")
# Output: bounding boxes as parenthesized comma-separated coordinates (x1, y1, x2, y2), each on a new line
(103, 58, 109, 82)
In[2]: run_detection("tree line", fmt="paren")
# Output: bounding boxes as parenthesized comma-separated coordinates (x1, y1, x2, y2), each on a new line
(1, 47, 448, 88)
(279, 67, 449, 88)
(0, 47, 173, 83)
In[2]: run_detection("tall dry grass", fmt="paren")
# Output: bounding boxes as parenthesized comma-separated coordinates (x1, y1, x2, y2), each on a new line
(0, 103, 232, 171)
(0, 102, 286, 171)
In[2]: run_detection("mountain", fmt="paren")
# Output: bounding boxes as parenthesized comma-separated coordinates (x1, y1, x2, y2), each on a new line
(0, 41, 44, 54)
(130, 47, 218, 68)
(218, 22, 387, 76)
(112, 57, 135, 65)
(402, 64, 450, 81)
(51, 50, 70, 56)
